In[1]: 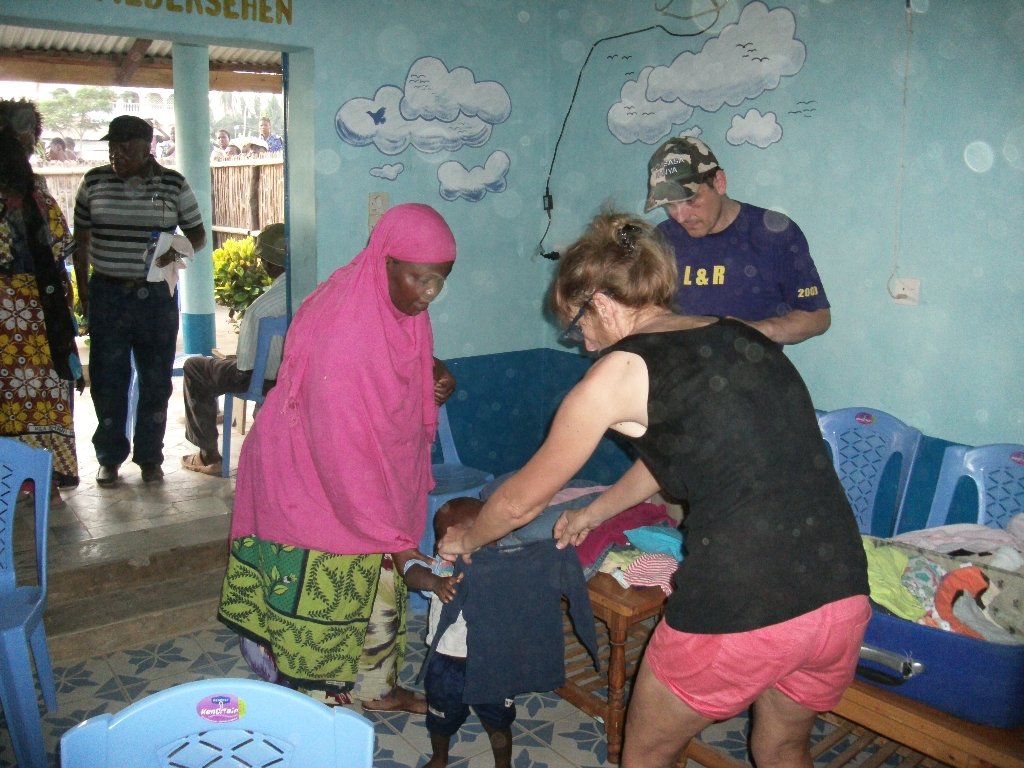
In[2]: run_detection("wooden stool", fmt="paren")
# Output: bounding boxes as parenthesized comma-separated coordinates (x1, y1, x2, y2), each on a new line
(557, 571, 667, 764)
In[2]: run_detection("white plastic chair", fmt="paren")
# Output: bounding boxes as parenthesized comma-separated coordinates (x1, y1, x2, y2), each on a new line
(817, 407, 922, 537)
(924, 443, 1024, 530)
(0, 438, 58, 768)
(60, 677, 374, 767)
(221, 314, 288, 477)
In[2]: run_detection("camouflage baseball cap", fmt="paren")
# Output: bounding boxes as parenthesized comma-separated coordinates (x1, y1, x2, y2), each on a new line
(253, 223, 286, 266)
(644, 137, 720, 212)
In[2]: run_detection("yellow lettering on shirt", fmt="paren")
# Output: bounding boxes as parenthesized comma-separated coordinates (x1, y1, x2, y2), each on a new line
(681, 264, 727, 288)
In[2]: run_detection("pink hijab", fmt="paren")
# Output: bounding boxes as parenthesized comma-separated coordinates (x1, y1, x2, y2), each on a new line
(230, 203, 457, 554)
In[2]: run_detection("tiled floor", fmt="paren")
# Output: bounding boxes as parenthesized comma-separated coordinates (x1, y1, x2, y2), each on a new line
(1, 610, 941, 768)
(0, 611, 754, 768)
(2, 309, 948, 767)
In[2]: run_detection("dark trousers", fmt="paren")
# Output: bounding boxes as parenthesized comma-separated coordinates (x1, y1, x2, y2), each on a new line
(182, 356, 253, 453)
(87, 274, 178, 466)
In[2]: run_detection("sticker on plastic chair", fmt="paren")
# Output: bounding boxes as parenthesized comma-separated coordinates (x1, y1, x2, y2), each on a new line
(855, 412, 876, 425)
(1012, 451, 1024, 466)
(197, 694, 244, 723)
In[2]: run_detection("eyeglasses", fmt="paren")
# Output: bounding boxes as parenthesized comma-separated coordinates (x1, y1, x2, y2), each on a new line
(560, 295, 594, 344)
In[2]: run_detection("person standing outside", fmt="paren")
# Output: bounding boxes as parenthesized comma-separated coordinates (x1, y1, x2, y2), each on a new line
(645, 136, 830, 345)
(180, 223, 288, 476)
(258, 116, 283, 153)
(211, 129, 231, 161)
(73, 115, 206, 485)
(45, 137, 71, 163)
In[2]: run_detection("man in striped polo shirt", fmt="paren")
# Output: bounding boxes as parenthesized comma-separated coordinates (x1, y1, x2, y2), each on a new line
(73, 115, 207, 486)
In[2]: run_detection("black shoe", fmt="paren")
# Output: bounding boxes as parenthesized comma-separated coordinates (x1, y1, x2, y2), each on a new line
(140, 463, 165, 483)
(96, 465, 120, 486)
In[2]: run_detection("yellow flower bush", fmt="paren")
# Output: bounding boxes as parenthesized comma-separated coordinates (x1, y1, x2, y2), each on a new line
(212, 236, 273, 320)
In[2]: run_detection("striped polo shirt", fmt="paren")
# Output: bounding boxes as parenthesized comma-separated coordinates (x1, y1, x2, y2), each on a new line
(74, 159, 203, 279)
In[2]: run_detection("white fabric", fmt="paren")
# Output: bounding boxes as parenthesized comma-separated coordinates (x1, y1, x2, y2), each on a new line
(146, 232, 194, 292)
(426, 597, 468, 657)
(234, 275, 288, 379)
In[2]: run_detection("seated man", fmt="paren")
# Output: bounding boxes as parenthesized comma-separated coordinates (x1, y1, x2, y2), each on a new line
(181, 223, 287, 475)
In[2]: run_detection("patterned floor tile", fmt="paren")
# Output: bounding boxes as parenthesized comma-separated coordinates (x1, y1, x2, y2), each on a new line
(53, 656, 118, 706)
(545, 715, 613, 766)
(104, 635, 208, 680)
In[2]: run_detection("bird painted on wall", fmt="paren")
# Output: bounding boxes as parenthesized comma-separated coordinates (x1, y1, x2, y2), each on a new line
(367, 107, 386, 125)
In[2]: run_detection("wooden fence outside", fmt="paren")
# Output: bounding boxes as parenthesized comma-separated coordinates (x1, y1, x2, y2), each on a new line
(37, 158, 285, 251)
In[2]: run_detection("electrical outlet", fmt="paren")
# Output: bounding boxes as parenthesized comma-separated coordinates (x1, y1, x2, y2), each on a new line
(368, 192, 388, 215)
(368, 192, 388, 233)
(892, 277, 921, 306)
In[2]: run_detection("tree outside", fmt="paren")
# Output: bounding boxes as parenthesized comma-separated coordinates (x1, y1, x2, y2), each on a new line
(37, 86, 119, 141)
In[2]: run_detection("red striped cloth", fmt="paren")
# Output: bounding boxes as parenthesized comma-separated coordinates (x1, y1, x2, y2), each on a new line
(624, 553, 679, 595)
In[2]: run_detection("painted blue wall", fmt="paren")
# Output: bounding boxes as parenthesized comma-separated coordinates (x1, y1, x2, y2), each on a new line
(2, 0, 1021, 448)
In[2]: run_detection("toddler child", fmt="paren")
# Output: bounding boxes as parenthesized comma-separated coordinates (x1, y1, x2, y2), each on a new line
(400, 497, 514, 768)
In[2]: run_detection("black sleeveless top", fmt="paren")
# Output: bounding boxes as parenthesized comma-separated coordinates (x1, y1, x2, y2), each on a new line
(603, 319, 868, 633)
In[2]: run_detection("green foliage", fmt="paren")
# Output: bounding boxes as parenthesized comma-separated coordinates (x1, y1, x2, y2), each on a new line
(212, 236, 272, 318)
(37, 86, 118, 140)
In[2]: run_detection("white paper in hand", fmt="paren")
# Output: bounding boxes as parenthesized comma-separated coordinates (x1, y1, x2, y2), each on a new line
(146, 232, 195, 292)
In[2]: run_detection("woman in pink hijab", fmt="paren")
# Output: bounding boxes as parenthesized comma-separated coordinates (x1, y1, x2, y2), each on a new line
(219, 203, 457, 713)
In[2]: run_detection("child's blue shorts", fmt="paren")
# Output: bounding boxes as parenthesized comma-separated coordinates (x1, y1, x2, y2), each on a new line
(424, 652, 516, 737)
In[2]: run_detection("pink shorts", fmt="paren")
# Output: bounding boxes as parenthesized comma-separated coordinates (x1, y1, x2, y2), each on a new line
(645, 595, 870, 720)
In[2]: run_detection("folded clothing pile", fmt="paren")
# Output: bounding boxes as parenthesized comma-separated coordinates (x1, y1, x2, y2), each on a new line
(863, 535, 1023, 645)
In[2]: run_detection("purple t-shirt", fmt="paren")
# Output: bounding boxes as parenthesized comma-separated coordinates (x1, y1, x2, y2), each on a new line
(657, 202, 829, 321)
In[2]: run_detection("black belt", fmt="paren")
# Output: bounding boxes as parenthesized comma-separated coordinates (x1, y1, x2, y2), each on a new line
(92, 273, 151, 287)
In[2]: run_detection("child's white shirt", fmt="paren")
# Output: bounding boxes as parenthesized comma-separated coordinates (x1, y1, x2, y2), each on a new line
(425, 596, 468, 657)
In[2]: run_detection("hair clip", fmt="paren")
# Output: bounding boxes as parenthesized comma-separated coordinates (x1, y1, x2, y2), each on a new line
(617, 223, 641, 252)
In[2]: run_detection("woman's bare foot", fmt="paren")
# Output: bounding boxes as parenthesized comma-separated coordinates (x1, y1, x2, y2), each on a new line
(361, 685, 427, 714)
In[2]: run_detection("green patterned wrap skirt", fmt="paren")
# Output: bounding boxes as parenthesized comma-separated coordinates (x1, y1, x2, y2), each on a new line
(218, 535, 408, 688)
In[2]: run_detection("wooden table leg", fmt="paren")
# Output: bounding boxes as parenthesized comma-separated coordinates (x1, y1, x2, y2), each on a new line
(605, 613, 629, 764)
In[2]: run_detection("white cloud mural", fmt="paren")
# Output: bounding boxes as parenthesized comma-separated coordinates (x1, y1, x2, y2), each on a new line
(727, 109, 783, 147)
(437, 151, 510, 202)
(370, 163, 405, 180)
(608, 67, 694, 144)
(607, 1, 805, 146)
(336, 56, 511, 156)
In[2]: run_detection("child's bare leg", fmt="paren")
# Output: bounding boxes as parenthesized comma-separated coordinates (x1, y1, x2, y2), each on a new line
(482, 722, 512, 768)
(424, 732, 451, 768)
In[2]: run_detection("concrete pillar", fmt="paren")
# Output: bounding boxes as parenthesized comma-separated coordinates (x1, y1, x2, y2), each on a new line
(172, 43, 215, 355)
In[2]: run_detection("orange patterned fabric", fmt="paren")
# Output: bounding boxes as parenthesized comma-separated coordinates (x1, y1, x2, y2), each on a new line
(0, 272, 78, 476)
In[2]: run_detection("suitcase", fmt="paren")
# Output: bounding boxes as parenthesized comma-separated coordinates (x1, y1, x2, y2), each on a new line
(857, 537, 1024, 728)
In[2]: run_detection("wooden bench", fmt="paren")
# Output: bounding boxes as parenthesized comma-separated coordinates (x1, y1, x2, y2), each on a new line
(558, 572, 1024, 767)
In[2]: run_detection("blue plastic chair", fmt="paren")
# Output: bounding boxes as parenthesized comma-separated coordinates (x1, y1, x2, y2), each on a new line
(817, 407, 922, 537)
(924, 443, 1024, 530)
(60, 676, 374, 767)
(0, 438, 58, 768)
(410, 404, 493, 610)
(221, 314, 288, 477)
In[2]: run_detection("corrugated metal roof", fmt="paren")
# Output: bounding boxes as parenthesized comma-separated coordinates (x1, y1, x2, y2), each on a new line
(0, 24, 281, 68)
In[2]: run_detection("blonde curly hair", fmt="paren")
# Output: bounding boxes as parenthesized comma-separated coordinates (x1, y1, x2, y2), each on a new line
(550, 208, 678, 324)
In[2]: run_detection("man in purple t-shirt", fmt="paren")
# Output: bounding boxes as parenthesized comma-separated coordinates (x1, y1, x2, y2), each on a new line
(645, 137, 830, 345)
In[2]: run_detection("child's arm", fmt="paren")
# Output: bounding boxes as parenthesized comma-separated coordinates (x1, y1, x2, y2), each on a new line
(392, 548, 463, 602)
(392, 548, 435, 592)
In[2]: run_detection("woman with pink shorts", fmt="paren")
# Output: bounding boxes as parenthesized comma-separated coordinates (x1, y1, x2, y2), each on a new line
(438, 211, 870, 768)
